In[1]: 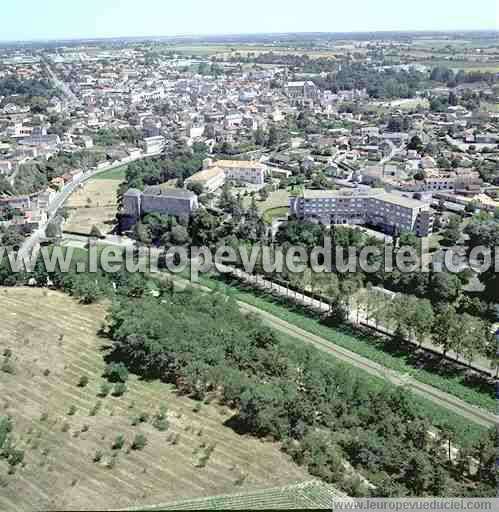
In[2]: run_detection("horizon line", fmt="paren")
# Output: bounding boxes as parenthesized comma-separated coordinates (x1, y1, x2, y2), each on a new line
(1, 28, 498, 45)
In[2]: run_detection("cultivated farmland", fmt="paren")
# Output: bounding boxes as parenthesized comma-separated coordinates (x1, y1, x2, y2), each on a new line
(0, 287, 310, 511)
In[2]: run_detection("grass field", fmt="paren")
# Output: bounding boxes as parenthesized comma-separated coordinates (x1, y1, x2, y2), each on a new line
(91, 166, 127, 181)
(0, 287, 310, 511)
(243, 189, 290, 223)
(63, 178, 121, 236)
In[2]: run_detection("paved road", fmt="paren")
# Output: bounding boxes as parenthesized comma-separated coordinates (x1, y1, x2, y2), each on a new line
(43, 56, 82, 108)
(18, 153, 161, 260)
(164, 271, 497, 428)
(226, 267, 494, 376)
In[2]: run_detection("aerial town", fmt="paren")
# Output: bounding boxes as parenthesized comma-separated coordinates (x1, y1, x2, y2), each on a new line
(0, 21, 498, 512)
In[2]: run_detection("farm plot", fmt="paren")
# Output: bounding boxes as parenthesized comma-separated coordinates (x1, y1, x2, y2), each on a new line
(146, 480, 341, 510)
(0, 287, 310, 512)
(63, 178, 121, 236)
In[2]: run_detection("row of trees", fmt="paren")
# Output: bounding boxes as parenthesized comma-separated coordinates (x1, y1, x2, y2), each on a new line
(104, 284, 496, 497)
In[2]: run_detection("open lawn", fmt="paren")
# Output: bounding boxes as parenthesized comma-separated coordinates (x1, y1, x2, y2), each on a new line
(64, 178, 121, 236)
(243, 189, 290, 222)
(0, 287, 310, 511)
(91, 166, 127, 181)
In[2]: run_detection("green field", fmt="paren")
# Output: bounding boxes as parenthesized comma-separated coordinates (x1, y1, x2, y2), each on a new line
(90, 165, 127, 181)
(263, 206, 289, 224)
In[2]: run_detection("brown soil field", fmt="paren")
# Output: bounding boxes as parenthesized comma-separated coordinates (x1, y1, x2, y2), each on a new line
(0, 287, 309, 511)
(64, 179, 120, 236)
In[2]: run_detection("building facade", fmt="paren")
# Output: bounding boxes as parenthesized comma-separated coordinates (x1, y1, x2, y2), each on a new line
(123, 186, 198, 220)
(289, 188, 434, 237)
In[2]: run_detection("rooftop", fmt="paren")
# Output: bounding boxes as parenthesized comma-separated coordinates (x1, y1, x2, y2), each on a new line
(143, 184, 196, 199)
(215, 159, 266, 170)
(187, 167, 225, 182)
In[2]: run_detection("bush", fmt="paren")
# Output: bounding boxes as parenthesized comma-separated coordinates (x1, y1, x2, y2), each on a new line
(6, 448, 24, 467)
(98, 382, 111, 397)
(112, 382, 127, 397)
(93, 450, 103, 463)
(1, 360, 15, 375)
(103, 362, 129, 383)
(112, 434, 125, 450)
(131, 433, 147, 451)
(77, 376, 89, 388)
(153, 417, 169, 432)
(89, 402, 102, 416)
(67, 405, 77, 416)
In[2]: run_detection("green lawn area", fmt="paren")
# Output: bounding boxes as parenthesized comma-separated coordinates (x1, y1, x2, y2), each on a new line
(90, 165, 127, 181)
(263, 206, 289, 224)
(243, 189, 289, 211)
(181, 271, 494, 415)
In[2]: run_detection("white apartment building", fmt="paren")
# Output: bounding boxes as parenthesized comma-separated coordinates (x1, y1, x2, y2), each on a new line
(289, 188, 434, 237)
(144, 136, 165, 155)
(201, 158, 266, 186)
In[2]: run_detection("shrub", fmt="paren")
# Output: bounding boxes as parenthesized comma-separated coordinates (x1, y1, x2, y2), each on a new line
(112, 382, 127, 397)
(153, 417, 169, 432)
(1, 360, 15, 375)
(77, 376, 89, 388)
(103, 362, 129, 383)
(98, 382, 111, 397)
(112, 434, 125, 450)
(68, 405, 77, 416)
(89, 402, 102, 416)
(93, 450, 103, 463)
(61, 422, 70, 433)
(131, 433, 147, 451)
(7, 448, 25, 467)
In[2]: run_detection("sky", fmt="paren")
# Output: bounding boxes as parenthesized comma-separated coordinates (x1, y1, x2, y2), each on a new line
(1, 0, 497, 42)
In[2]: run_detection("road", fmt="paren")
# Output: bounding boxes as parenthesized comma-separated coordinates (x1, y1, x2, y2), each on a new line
(163, 270, 497, 429)
(43, 56, 82, 108)
(18, 152, 161, 260)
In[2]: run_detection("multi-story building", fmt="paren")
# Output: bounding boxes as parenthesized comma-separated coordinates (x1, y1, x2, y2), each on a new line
(285, 81, 318, 102)
(289, 188, 433, 237)
(123, 186, 198, 220)
(144, 136, 165, 155)
(185, 167, 226, 193)
(186, 159, 267, 192)
(210, 159, 266, 185)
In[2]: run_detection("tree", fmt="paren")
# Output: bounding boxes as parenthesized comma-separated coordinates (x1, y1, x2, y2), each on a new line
(440, 215, 462, 246)
(407, 135, 423, 151)
(432, 304, 459, 358)
(45, 220, 62, 239)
